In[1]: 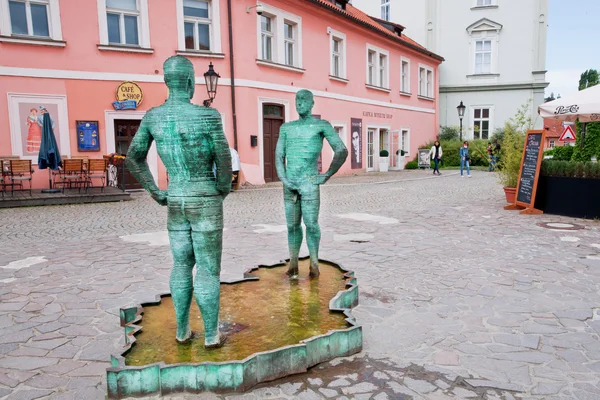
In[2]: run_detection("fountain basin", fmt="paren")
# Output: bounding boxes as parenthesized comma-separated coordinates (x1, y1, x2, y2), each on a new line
(106, 259, 362, 399)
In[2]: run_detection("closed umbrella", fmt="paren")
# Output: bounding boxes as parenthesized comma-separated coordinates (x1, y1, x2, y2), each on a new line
(38, 111, 62, 193)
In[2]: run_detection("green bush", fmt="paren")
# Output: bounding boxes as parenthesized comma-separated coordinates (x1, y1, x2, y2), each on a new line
(541, 160, 600, 179)
(553, 145, 575, 161)
(572, 121, 600, 162)
(544, 148, 555, 156)
(419, 139, 490, 167)
(380, 149, 389, 157)
(438, 126, 460, 141)
(405, 161, 418, 169)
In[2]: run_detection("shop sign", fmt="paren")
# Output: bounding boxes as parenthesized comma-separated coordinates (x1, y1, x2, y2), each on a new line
(113, 81, 143, 110)
(362, 111, 393, 119)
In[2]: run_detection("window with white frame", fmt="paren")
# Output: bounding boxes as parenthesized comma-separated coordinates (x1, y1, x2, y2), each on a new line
(332, 125, 347, 155)
(379, 54, 388, 88)
(549, 140, 555, 149)
(260, 15, 273, 61)
(8, 0, 50, 37)
(183, 0, 211, 51)
(475, 39, 492, 74)
(328, 28, 346, 79)
(476, 0, 492, 6)
(366, 44, 389, 89)
(284, 21, 295, 66)
(473, 108, 490, 139)
(401, 58, 410, 93)
(381, 0, 390, 21)
(367, 50, 375, 85)
(106, 0, 140, 45)
(418, 65, 434, 98)
(256, 4, 302, 69)
(401, 129, 410, 155)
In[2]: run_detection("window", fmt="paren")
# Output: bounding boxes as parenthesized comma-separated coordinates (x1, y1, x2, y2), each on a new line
(366, 44, 389, 89)
(473, 108, 490, 140)
(261, 15, 273, 61)
(401, 129, 410, 155)
(475, 40, 492, 74)
(367, 50, 375, 85)
(381, 0, 390, 21)
(379, 54, 388, 88)
(284, 21, 295, 66)
(332, 124, 347, 156)
(418, 65, 434, 98)
(255, 4, 302, 70)
(549, 140, 555, 149)
(328, 28, 346, 79)
(401, 58, 410, 93)
(183, 0, 211, 51)
(106, 0, 139, 45)
(477, 0, 492, 5)
(8, 0, 49, 37)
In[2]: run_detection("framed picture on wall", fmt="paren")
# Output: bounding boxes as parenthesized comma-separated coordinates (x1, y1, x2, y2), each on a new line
(76, 121, 100, 152)
(7, 93, 71, 161)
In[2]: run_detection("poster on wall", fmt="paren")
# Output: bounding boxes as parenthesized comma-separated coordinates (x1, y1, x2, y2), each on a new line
(18, 103, 61, 157)
(350, 118, 363, 169)
(76, 121, 100, 152)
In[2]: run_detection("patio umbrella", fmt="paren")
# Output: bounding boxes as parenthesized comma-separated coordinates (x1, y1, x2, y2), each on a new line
(38, 111, 62, 193)
(538, 85, 600, 149)
(538, 84, 600, 123)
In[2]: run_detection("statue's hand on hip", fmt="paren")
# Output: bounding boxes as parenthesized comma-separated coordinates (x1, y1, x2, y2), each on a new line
(152, 190, 168, 206)
(315, 174, 330, 185)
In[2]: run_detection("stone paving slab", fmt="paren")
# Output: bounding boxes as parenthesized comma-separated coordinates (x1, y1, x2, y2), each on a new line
(1, 171, 600, 399)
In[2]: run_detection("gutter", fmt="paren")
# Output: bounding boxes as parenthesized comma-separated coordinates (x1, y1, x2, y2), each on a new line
(227, 0, 239, 150)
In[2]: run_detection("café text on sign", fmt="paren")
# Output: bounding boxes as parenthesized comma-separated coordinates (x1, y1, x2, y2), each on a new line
(362, 111, 393, 119)
(116, 82, 144, 106)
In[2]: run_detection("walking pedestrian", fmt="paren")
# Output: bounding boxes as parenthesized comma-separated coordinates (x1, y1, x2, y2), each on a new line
(460, 141, 471, 178)
(429, 140, 443, 175)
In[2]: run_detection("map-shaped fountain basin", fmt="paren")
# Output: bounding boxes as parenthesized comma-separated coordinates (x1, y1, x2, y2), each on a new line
(107, 259, 362, 399)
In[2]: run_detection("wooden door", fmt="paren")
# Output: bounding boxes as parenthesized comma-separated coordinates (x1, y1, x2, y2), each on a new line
(114, 119, 142, 190)
(263, 104, 284, 183)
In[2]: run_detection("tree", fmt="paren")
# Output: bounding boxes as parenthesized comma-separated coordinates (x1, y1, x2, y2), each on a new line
(578, 69, 599, 91)
(544, 92, 556, 102)
(572, 69, 600, 161)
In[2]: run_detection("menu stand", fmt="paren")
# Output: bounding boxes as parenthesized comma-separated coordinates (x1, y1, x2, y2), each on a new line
(505, 130, 545, 215)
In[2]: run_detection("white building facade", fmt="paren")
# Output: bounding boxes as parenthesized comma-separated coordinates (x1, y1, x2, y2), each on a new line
(352, 0, 549, 139)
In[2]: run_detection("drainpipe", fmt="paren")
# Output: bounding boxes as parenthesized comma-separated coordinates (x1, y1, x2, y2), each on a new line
(227, 0, 239, 151)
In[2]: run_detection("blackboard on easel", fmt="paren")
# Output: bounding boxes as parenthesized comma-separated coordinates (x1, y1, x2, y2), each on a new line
(505, 130, 545, 214)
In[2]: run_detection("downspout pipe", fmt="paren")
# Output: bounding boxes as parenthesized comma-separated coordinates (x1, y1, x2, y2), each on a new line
(227, 0, 239, 151)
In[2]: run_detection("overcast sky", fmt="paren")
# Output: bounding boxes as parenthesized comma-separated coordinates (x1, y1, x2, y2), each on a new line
(545, 0, 600, 97)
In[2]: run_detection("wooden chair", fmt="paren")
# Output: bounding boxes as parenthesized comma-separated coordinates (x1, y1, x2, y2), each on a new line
(58, 159, 85, 193)
(86, 159, 108, 192)
(9, 159, 33, 195)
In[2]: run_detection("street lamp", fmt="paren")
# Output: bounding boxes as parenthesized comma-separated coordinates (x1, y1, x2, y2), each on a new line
(203, 62, 220, 107)
(457, 101, 466, 141)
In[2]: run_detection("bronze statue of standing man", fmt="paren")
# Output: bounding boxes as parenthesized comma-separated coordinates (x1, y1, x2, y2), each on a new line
(126, 56, 231, 348)
(276, 90, 348, 278)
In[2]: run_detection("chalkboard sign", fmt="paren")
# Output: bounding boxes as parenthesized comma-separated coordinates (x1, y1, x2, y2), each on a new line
(515, 130, 545, 212)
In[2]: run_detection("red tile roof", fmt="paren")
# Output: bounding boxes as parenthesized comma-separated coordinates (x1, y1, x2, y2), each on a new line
(307, 0, 444, 62)
(544, 118, 565, 138)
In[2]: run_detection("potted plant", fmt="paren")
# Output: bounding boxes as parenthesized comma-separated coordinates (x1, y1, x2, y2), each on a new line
(396, 149, 406, 170)
(497, 102, 532, 203)
(379, 149, 389, 172)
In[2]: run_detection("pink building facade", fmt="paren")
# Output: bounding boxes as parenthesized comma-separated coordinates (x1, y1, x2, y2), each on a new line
(0, 0, 443, 190)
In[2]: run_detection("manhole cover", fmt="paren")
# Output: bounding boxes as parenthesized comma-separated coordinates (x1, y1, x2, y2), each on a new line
(538, 222, 585, 231)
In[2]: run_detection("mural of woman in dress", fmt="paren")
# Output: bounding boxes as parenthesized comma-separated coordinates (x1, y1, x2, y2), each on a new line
(26, 108, 42, 152)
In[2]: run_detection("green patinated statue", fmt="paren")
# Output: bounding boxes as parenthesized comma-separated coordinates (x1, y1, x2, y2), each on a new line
(126, 56, 232, 348)
(276, 90, 348, 278)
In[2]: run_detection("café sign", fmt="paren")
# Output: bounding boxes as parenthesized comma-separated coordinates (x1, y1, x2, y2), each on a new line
(113, 81, 143, 110)
(362, 111, 393, 119)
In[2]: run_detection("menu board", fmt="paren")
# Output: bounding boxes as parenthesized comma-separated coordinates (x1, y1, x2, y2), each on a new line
(516, 131, 545, 208)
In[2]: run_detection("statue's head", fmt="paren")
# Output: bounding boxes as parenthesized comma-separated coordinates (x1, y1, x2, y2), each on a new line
(164, 56, 195, 100)
(295, 89, 314, 117)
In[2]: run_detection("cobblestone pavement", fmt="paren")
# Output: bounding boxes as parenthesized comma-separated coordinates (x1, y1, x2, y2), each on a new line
(1, 170, 600, 400)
